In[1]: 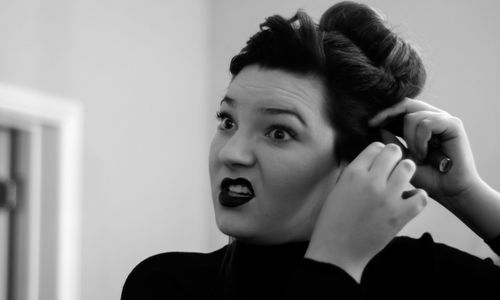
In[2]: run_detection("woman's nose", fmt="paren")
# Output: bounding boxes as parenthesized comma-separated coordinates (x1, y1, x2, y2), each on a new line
(217, 132, 255, 169)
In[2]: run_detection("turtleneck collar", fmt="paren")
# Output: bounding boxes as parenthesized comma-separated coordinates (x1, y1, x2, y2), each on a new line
(235, 238, 308, 250)
(218, 240, 310, 299)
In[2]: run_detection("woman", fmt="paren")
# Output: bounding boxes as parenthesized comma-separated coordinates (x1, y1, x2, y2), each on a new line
(122, 1, 500, 299)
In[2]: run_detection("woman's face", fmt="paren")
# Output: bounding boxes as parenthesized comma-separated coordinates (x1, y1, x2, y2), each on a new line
(209, 65, 341, 244)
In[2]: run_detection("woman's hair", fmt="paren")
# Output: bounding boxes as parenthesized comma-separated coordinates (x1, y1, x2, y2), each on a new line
(229, 1, 426, 162)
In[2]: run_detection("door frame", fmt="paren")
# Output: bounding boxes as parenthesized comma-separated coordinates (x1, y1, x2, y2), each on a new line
(0, 83, 83, 300)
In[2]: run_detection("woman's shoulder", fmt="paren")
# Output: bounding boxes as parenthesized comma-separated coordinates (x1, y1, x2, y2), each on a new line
(131, 245, 228, 277)
(121, 245, 228, 299)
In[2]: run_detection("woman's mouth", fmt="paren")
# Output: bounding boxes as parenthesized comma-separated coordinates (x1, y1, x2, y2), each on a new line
(219, 177, 255, 207)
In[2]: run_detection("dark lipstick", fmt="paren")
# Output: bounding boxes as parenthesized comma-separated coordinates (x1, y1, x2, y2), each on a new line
(219, 177, 255, 207)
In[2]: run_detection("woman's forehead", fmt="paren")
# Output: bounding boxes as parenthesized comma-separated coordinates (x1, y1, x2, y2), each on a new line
(225, 66, 326, 114)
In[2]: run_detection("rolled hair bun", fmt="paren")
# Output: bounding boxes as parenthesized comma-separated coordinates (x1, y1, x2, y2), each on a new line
(319, 1, 426, 103)
(317, 1, 426, 162)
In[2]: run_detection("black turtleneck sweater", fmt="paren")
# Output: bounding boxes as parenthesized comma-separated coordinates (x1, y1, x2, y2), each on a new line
(121, 233, 500, 299)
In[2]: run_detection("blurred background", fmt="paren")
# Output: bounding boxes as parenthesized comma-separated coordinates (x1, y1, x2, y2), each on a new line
(0, 0, 499, 299)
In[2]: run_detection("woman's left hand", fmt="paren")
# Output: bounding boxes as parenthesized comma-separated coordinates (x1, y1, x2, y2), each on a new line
(369, 98, 482, 205)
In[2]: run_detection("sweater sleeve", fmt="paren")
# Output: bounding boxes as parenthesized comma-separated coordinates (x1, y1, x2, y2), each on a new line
(284, 234, 500, 299)
(485, 235, 500, 256)
(284, 257, 363, 299)
(424, 233, 500, 298)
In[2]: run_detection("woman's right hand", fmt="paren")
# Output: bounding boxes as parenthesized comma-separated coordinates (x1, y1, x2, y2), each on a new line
(305, 142, 428, 283)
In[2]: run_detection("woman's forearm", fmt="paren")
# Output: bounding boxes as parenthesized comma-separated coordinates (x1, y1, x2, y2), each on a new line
(443, 179, 500, 240)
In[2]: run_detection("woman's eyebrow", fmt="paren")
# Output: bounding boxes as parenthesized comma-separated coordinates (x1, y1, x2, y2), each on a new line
(220, 96, 235, 106)
(257, 107, 307, 127)
(220, 96, 307, 127)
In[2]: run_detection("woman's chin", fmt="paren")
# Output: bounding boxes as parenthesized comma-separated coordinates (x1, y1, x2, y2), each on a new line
(216, 222, 284, 245)
(216, 219, 254, 241)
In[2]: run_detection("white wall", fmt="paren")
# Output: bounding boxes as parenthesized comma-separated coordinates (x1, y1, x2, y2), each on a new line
(209, 0, 500, 258)
(0, 0, 499, 299)
(0, 1, 212, 299)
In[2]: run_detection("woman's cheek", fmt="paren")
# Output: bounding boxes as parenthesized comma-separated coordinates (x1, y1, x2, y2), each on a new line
(208, 134, 223, 171)
(261, 150, 316, 199)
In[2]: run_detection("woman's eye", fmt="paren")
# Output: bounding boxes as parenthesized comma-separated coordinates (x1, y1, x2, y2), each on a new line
(266, 126, 296, 142)
(216, 111, 235, 131)
(221, 118, 235, 130)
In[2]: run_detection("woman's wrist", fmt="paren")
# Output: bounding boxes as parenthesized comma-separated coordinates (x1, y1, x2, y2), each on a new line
(441, 178, 500, 240)
(439, 177, 485, 211)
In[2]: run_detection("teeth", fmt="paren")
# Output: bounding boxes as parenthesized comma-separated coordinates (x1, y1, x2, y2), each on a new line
(228, 184, 252, 195)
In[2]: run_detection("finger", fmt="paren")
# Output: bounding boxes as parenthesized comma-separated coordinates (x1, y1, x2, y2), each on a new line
(369, 143, 403, 179)
(410, 163, 440, 189)
(417, 114, 453, 138)
(414, 118, 433, 161)
(349, 142, 385, 171)
(380, 129, 418, 161)
(415, 113, 456, 162)
(380, 129, 406, 148)
(403, 112, 437, 162)
(369, 98, 443, 127)
(388, 159, 416, 188)
(400, 188, 428, 219)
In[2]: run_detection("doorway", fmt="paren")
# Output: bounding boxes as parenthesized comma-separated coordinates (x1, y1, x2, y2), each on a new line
(0, 83, 82, 300)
